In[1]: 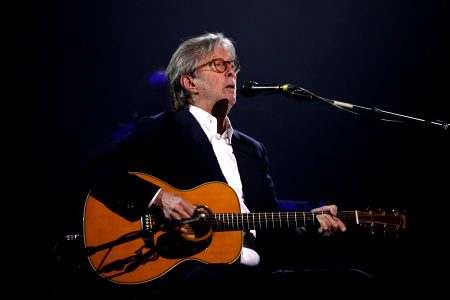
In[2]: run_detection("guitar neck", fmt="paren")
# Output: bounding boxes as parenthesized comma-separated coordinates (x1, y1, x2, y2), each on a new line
(210, 211, 357, 232)
(211, 209, 407, 233)
(146, 209, 406, 233)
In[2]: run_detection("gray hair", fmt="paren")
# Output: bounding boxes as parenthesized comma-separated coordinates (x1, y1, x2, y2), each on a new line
(166, 32, 237, 111)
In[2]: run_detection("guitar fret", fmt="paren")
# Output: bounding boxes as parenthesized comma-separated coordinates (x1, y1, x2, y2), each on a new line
(220, 213, 224, 230)
(246, 213, 249, 230)
(214, 213, 218, 231)
(238, 214, 240, 230)
(230, 213, 233, 229)
(265, 212, 268, 229)
(248, 214, 250, 230)
(252, 213, 255, 230)
(226, 213, 228, 230)
(216, 213, 219, 231)
(231, 213, 235, 229)
(221, 213, 224, 230)
(245, 214, 247, 230)
(258, 213, 261, 229)
(238, 213, 240, 230)
(233, 214, 236, 229)
(272, 212, 274, 228)
(240, 213, 243, 230)
(238, 214, 240, 229)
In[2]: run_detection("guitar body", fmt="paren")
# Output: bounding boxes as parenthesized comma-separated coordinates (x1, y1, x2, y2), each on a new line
(83, 172, 243, 285)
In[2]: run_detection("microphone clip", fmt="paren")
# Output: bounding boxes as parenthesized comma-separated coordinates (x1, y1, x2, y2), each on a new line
(290, 87, 315, 101)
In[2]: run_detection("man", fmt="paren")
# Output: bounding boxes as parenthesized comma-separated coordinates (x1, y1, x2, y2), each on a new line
(81, 32, 350, 298)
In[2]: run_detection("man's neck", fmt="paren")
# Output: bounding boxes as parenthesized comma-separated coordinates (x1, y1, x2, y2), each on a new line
(211, 99, 229, 134)
(193, 99, 230, 134)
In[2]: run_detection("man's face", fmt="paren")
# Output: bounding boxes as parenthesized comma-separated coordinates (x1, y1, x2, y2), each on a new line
(192, 46, 238, 110)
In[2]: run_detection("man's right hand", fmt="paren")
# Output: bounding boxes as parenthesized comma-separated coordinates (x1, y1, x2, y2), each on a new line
(152, 189, 197, 221)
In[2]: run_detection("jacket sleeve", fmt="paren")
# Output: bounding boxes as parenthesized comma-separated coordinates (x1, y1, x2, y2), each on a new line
(80, 118, 162, 222)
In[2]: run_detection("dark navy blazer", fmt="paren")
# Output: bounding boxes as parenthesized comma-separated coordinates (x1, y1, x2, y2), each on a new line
(82, 109, 279, 222)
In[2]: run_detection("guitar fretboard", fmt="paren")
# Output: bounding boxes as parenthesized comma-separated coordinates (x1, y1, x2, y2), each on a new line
(145, 209, 406, 233)
(211, 211, 358, 231)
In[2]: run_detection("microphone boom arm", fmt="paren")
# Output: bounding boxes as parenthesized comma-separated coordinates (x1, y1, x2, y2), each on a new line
(287, 87, 449, 130)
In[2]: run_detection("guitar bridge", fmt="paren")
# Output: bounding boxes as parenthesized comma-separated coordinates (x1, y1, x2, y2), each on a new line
(142, 214, 157, 248)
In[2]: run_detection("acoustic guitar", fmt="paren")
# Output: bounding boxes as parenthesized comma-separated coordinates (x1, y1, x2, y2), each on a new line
(83, 172, 407, 285)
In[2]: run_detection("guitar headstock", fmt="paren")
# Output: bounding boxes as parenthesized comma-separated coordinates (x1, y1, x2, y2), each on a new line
(356, 208, 408, 235)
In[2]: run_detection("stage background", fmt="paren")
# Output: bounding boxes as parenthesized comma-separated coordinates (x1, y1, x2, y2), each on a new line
(31, 0, 449, 297)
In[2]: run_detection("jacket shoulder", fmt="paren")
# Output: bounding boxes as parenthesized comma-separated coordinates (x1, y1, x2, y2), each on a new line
(233, 130, 263, 148)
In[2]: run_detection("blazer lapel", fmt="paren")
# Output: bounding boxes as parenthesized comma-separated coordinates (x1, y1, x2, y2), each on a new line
(174, 110, 226, 182)
(231, 131, 265, 211)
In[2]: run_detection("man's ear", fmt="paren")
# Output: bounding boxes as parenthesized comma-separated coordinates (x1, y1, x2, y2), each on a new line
(180, 75, 198, 94)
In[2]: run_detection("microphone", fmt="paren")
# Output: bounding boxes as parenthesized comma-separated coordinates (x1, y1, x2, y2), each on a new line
(240, 81, 296, 97)
(240, 81, 314, 100)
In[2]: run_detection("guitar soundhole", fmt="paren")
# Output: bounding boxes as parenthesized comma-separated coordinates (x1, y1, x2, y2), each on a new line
(156, 231, 212, 259)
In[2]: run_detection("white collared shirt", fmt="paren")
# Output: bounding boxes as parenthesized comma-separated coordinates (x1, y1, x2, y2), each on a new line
(189, 105, 260, 267)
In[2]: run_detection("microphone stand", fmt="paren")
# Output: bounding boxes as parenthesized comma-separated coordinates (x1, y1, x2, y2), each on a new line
(288, 88, 449, 130)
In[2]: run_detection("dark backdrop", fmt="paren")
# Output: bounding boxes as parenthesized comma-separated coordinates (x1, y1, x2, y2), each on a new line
(31, 0, 449, 297)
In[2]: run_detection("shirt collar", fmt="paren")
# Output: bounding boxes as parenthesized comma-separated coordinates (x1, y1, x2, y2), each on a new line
(189, 105, 233, 145)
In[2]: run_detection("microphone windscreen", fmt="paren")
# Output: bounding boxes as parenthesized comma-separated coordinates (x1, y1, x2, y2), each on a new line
(239, 81, 258, 97)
